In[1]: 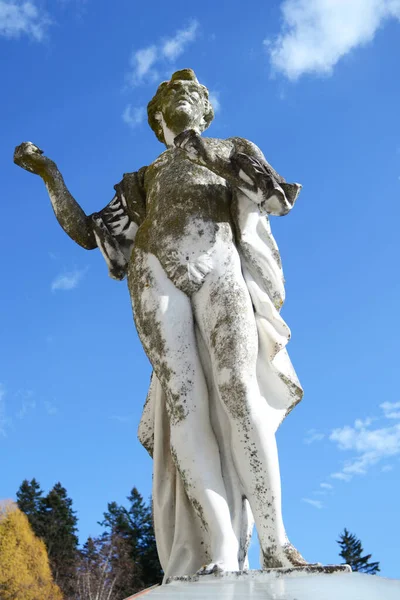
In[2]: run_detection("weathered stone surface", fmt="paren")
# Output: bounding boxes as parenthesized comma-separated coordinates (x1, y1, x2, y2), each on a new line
(14, 68, 311, 580)
(128, 569, 400, 600)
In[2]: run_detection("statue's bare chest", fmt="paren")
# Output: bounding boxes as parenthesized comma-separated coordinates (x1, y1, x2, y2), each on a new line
(145, 146, 228, 204)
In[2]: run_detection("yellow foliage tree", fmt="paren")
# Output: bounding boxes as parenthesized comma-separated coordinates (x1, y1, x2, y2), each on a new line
(0, 500, 63, 600)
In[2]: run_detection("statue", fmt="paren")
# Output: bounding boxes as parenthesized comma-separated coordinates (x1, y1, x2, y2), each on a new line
(14, 69, 309, 580)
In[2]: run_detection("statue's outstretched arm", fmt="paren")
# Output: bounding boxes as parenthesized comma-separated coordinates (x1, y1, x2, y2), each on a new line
(175, 131, 301, 216)
(14, 142, 97, 249)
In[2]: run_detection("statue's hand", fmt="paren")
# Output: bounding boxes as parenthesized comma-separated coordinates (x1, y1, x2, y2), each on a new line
(174, 129, 210, 166)
(14, 142, 56, 177)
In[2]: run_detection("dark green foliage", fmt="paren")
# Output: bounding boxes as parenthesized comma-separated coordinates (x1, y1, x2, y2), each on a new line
(16, 478, 44, 538)
(16, 480, 162, 598)
(41, 483, 79, 597)
(99, 487, 162, 597)
(337, 528, 380, 574)
(17, 480, 79, 598)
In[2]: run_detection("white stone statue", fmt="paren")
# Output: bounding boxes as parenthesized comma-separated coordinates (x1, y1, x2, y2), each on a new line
(14, 69, 309, 579)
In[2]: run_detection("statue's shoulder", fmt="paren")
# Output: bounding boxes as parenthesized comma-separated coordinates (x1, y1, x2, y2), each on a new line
(114, 166, 148, 224)
(203, 136, 236, 158)
(226, 137, 263, 157)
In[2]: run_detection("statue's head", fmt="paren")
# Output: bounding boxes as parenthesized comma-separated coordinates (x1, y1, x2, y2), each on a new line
(147, 69, 214, 144)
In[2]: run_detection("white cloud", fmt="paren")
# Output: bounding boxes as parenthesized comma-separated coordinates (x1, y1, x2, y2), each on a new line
(0, 384, 7, 437)
(44, 400, 57, 415)
(0, 1, 50, 41)
(302, 498, 323, 509)
(304, 428, 325, 444)
(267, 0, 400, 80)
(122, 105, 146, 129)
(380, 401, 400, 419)
(208, 91, 221, 113)
(16, 399, 36, 419)
(110, 414, 133, 424)
(51, 268, 86, 291)
(320, 482, 333, 490)
(162, 20, 198, 60)
(331, 471, 352, 481)
(329, 404, 400, 480)
(127, 21, 199, 86)
(128, 45, 158, 86)
(381, 464, 393, 472)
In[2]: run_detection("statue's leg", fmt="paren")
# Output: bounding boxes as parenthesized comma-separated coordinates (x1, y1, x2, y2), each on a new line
(128, 249, 239, 572)
(192, 243, 306, 569)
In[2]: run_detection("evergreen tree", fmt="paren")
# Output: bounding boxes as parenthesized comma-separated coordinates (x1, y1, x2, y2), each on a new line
(17, 479, 80, 598)
(100, 487, 162, 597)
(337, 528, 380, 574)
(16, 478, 44, 538)
(41, 482, 79, 598)
(127, 488, 161, 586)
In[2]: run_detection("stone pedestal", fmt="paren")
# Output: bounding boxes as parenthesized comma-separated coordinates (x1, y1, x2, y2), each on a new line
(128, 566, 400, 599)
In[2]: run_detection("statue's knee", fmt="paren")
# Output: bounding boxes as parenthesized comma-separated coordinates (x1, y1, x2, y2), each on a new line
(219, 378, 252, 422)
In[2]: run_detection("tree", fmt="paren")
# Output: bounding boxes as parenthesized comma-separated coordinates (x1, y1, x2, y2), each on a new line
(99, 487, 162, 597)
(126, 488, 161, 586)
(0, 500, 62, 600)
(16, 478, 45, 538)
(76, 536, 118, 600)
(17, 479, 79, 598)
(40, 483, 79, 598)
(337, 528, 380, 574)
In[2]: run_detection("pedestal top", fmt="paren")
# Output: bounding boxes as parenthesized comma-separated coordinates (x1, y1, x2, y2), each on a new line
(128, 567, 400, 600)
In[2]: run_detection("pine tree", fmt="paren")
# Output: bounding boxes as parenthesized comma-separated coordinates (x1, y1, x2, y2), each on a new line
(16, 478, 44, 538)
(127, 488, 162, 586)
(337, 528, 380, 574)
(17, 479, 80, 598)
(99, 487, 162, 597)
(41, 482, 79, 598)
(0, 500, 62, 600)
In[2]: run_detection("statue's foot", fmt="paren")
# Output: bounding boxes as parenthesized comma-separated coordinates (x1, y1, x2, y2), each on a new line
(262, 542, 321, 569)
(196, 561, 226, 576)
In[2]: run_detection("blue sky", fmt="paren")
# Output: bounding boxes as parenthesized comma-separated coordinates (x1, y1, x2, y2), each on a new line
(1, 0, 400, 580)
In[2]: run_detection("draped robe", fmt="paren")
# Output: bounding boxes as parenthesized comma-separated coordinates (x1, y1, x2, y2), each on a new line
(91, 153, 303, 580)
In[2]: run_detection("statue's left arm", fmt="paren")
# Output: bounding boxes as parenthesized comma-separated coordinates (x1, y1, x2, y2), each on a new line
(174, 131, 301, 216)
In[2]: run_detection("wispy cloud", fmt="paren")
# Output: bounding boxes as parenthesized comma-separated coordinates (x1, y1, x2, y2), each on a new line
(380, 401, 400, 420)
(126, 20, 199, 86)
(329, 403, 400, 481)
(381, 464, 393, 472)
(51, 268, 87, 291)
(0, 384, 8, 437)
(302, 498, 323, 509)
(122, 105, 146, 129)
(44, 400, 57, 415)
(161, 21, 198, 61)
(16, 390, 36, 419)
(208, 91, 221, 113)
(320, 482, 333, 490)
(304, 428, 325, 444)
(0, 1, 51, 41)
(266, 0, 400, 80)
(110, 414, 134, 424)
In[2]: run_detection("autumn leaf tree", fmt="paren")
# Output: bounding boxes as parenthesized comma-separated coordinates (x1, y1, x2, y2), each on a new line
(0, 500, 62, 600)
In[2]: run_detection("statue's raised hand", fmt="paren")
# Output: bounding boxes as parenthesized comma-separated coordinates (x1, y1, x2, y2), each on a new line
(14, 142, 56, 178)
(174, 129, 210, 166)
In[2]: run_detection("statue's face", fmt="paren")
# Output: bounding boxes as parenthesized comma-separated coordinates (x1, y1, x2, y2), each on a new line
(159, 79, 206, 133)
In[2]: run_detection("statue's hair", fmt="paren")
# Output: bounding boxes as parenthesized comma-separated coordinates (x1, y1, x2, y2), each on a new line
(147, 69, 214, 144)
